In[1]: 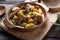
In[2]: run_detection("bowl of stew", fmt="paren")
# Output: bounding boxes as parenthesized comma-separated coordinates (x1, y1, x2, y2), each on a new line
(6, 2, 48, 30)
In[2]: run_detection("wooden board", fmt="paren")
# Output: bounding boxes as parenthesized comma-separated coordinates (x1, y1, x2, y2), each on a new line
(0, 12, 57, 40)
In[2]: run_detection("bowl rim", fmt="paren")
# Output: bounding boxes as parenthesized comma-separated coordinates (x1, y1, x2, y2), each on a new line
(0, 6, 5, 16)
(6, 2, 47, 29)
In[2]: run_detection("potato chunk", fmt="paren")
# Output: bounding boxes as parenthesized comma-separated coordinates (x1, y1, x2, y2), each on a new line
(17, 10, 23, 17)
(25, 23, 35, 29)
(28, 19, 34, 23)
(12, 7, 19, 11)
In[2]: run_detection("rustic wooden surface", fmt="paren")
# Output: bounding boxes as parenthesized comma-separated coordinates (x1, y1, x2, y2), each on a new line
(0, 12, 57, 40)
